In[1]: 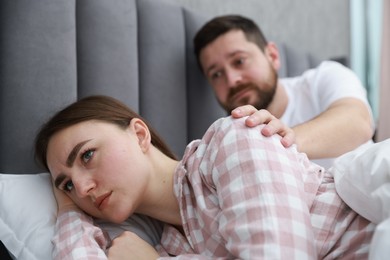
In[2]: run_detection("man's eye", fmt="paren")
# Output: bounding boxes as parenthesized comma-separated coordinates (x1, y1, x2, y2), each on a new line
(62, 180, 74, 192)
(235, 58, 245, 65)
(211, 71, 222, 80)
(82, 149, 94, 163)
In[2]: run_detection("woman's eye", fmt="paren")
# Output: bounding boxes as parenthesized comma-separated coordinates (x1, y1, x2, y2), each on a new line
(82, 149, 94, 163)
(63, 180, 74, 192)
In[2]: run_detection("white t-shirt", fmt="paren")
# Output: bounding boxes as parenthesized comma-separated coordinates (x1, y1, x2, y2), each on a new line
(279, 60, 374, 169)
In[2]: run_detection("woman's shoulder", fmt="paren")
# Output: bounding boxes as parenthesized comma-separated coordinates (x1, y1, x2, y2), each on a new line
(202, 116, 279, 145)
(204, 116, 248, 137)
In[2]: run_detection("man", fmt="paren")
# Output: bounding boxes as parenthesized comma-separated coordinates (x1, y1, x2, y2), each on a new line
(194, 15, 374, 168)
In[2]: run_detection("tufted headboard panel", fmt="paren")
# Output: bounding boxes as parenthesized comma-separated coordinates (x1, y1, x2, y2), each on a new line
(0, 0, 318, 174)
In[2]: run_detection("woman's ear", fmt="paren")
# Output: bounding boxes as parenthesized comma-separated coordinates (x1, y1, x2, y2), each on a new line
(128, 118, 151, 153)
(264, 42, 281, 71)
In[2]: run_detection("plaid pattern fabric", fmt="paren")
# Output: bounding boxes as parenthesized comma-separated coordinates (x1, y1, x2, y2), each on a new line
(158, 117, 375, 259)
(53, 117, 375, 259)
(53, 210, 108, 260)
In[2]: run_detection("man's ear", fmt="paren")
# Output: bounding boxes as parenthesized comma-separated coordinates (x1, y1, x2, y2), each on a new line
(264, 42, 281, 71)
(128, 118, 151, 153)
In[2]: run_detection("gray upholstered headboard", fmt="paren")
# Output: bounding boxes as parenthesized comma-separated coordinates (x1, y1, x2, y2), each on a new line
(0, 0, 318, 174)
(0, 1, 324, 258)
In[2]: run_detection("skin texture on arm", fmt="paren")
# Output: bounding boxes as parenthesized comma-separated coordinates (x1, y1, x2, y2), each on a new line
(235, 98, 373, 160)
(108, 231, 159, 260)
(291, 97, 373, 159)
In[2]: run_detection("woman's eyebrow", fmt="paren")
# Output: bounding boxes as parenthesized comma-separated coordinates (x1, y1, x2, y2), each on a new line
(54, 139, 92, 189)
(54, 174, 66, 189)
(66, 139, 91, 167)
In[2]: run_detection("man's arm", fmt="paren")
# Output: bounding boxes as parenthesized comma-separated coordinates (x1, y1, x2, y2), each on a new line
(292, 97, 373, 159)
(232, 98, 374, 160)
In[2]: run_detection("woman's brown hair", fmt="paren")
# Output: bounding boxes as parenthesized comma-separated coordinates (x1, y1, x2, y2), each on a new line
(35, 95, 176, 171)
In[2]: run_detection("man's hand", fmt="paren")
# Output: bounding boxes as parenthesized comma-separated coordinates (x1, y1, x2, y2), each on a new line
(231, 105, 295, 148)
(108, 231, 159, 260)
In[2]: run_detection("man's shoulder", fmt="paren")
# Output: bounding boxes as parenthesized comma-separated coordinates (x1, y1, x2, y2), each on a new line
(282, 61, 348, 79)
(315, 60, 351, 73)
(281, 60, 354, 89)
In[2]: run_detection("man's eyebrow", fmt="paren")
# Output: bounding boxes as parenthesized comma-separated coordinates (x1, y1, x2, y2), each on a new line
(205, 64, 217, 76)
(204, 50, 245, 76)
(66, 139, 91, 167)
(228, 50, 245, 58)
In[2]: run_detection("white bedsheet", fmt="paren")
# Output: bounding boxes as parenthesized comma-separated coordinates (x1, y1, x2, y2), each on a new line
(330, 138, 390, 259)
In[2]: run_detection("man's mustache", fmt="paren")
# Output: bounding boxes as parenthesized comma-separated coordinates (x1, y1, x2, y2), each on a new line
(227, 84, 257, 101)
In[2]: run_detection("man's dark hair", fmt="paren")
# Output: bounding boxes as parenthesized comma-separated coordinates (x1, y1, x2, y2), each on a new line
(193, 15, 268, 72)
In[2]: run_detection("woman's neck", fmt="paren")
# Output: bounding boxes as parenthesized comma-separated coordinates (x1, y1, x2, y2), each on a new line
(136, 146, 182, 225)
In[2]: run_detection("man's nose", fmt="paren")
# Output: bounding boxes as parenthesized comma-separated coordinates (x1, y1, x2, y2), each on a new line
(226, 68, 243, 88)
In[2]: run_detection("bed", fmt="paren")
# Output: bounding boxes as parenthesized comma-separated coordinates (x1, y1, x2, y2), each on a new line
(0, 0, 363, 259)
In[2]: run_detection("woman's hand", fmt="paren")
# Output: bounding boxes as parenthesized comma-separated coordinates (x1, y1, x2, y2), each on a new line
(231, 105, 295, 148)
(108, 231, 159, 260)
(51, 181, 79, 213)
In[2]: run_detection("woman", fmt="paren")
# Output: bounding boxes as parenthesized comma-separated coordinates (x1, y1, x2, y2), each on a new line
(35, 95, 374, 259)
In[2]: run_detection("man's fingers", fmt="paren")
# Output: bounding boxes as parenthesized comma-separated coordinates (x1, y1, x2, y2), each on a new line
(244, 110, 276, 127)
(260, 119, 283, 136)
(280, 132, 295, 148)
(231, 105, 259, 118)
(233, 107, 296, 148)
(259, 117, 296, 148)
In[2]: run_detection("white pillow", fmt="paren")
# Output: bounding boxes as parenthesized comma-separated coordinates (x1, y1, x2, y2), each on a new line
(0, 173, 56, 260)
(0, 173, 163, 260)
(330, 138, 390, 224)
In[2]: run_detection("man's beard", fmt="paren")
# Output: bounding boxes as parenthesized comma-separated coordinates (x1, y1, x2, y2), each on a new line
(221, 67, 278, 113)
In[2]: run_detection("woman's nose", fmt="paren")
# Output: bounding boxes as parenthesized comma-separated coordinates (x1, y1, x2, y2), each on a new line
(73, 175, 96, 198)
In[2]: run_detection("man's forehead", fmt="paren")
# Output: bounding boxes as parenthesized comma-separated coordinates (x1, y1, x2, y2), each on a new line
(201, 37, 259, 72)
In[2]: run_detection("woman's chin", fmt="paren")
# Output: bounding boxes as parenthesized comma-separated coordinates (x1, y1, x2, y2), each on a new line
(105, 212, 132, 224)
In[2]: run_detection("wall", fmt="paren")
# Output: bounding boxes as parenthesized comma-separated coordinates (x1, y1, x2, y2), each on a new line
(165, 0, 350, 63)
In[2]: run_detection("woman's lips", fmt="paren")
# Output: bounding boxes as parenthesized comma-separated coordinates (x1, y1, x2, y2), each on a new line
(94, 191, 112, 210)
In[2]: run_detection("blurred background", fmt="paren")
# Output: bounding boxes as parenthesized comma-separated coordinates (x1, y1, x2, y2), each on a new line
(166, 0, 388, 141)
